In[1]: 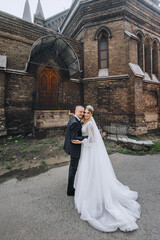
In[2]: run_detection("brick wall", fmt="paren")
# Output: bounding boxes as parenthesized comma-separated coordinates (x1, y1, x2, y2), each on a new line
(34, 110, 73, 129)
(127, 73, 147, 136)
(143, 83, 160, 131)
(0, 71, 7, 136)
(83, 21, 130, 78)
(83, 76, 130, 130)
(0, 36, 31, 70)
(83, 72, 160, 135)
(59, 79, 82, 112)
(3, 70, 81, 135)
(5, 72, 36, 134)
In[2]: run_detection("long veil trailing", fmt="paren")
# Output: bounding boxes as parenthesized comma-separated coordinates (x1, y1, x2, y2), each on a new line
(90, 116, 117, 177)
(74, 116, 141, 232)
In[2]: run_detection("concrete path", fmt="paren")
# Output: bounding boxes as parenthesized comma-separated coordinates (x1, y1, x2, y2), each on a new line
(0, 153, 160, 240)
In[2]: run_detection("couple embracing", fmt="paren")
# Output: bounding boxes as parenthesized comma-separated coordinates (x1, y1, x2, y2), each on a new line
(64, 105, 141, 232)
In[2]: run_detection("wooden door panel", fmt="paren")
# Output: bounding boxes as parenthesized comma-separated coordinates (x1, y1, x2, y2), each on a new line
(38, 66, 58, 109)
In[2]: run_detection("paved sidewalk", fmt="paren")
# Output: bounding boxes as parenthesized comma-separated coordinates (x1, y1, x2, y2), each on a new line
(0, 153, 160, 240)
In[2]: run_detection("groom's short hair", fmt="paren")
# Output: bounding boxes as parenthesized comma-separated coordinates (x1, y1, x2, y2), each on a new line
(75, 105, 84, 111)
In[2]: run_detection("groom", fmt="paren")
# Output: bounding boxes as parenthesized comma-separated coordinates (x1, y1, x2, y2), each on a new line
(64, 105, 87, 196)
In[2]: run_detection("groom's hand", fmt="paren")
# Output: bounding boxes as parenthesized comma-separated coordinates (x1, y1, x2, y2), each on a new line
(72, 140, 82, 144)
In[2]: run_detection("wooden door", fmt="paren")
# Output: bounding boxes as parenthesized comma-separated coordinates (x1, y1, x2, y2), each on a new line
(39, 66, 58, 109)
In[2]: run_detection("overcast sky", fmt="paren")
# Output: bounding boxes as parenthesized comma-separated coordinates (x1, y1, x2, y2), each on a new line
(0, 0, 73, 20)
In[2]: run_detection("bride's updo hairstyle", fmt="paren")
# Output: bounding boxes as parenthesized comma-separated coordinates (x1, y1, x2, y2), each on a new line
(86, 105, 94, 114)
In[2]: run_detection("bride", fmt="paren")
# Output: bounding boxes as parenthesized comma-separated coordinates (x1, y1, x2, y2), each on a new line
(72, 105, 141, 232)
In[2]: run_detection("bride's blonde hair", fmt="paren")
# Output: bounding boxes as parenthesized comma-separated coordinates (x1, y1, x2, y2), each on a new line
(86, 105, 94, 114)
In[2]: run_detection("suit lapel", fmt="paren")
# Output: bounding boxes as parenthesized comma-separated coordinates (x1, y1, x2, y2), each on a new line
(74, 116, 82, 127)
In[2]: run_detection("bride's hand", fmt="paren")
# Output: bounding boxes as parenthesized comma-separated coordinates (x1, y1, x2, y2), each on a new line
(72, 140, 82, 144)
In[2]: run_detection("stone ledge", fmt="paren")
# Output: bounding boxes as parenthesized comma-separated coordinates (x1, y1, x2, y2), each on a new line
(107, 134, 153, 146)
(143, 80, 160, 86)
(82, 74, 130, 82)
(5, 69, 29, 75)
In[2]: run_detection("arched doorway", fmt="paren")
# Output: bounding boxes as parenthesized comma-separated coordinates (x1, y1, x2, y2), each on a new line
(38, 66, 58, 109)
(27, 34, 81, 137)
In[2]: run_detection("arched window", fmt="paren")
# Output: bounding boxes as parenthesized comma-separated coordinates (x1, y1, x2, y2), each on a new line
(144, 37, 151, 75)
(152, 40, 158, 78)
(98, 32, 109, 69)
(137, 33, 143, 70)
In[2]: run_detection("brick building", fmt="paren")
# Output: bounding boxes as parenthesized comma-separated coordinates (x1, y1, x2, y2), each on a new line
(61, 0, 160, 136)
(0, 0, 160, 137)
(0, 9, 83, 137)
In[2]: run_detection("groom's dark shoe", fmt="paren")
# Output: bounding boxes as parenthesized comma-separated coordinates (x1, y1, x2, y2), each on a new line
(67, 190, 75, 196)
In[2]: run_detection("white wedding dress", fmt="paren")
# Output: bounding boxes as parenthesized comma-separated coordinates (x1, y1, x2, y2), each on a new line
(74, 117, 141, 232)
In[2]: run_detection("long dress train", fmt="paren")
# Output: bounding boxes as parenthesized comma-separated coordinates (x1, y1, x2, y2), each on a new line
(74, 117, 141, 232)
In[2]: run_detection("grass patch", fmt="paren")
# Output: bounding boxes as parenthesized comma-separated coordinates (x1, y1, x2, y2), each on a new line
(0, 133, 160, 174)
(6, 163, 12, 170)
(34, 149, 40, 153)
(50, 139, 56, 144)
(59, 144, 64, 150)
(116, 142, 160, 155)
(117, 147, 137, 155)
(19, 145, 28, 153)
(41, 161, 46, 166)
(7, 157, 13, 162)
(149, 141, 160, 154)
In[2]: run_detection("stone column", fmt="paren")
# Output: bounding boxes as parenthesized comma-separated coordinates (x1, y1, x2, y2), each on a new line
(128, 64, 147, 135)
(0, 70, 7, 136)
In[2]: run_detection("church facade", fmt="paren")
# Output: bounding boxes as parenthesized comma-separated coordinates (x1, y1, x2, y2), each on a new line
(0, 0, 160, 137)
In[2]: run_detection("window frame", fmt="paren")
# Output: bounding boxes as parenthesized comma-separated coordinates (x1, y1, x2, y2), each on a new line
(98, 32, 109, 69)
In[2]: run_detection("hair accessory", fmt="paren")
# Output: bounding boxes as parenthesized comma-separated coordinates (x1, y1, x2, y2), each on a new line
(86, 105, 94, 112)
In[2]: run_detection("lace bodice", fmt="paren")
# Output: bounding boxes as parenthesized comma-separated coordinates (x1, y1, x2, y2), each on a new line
(82, 121, 95, 146)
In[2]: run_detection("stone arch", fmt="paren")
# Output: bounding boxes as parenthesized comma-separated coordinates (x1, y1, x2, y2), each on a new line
(27, 34, 80, 77)
(94, 26, 112, 40)
(134, 30, 145, 39)
(144, 34, 152, 44)
(152, 38, 159, 46)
